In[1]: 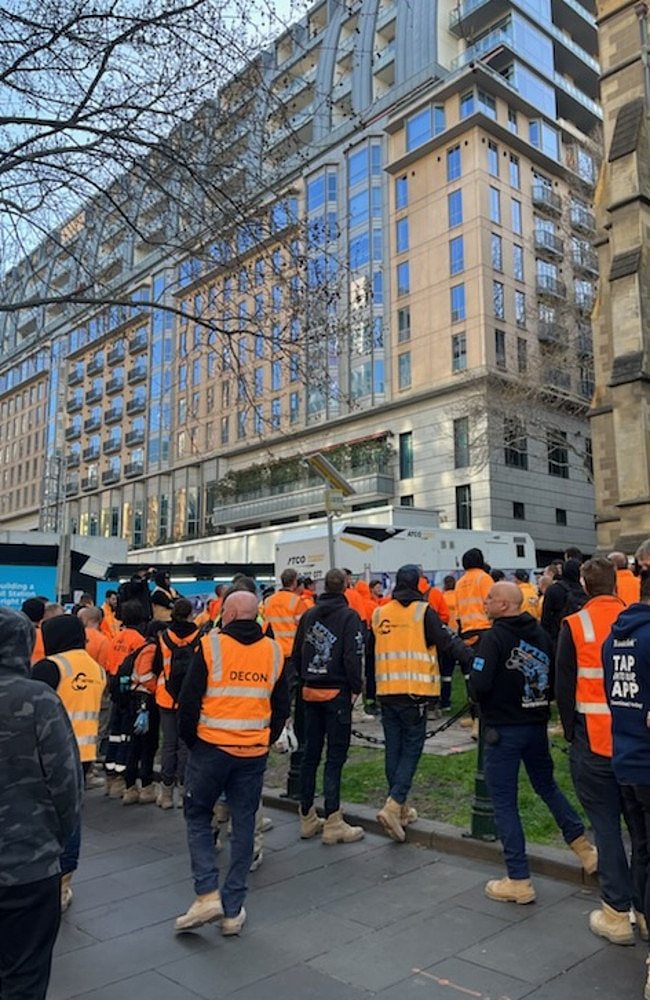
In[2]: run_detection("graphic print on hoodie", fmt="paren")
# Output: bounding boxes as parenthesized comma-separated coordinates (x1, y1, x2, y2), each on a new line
(603, 601, 650, 785)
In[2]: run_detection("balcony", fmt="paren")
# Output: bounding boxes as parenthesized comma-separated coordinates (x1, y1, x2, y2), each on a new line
(575, 291, 596, 312)
(65, 478, 79, 497)
(578, 329, 593, 354)
(128, 365, 147, 385)
(102, 468, 121, 485)
(87, 356, 104, 376)
(66, 396, 83, 414)
(538, 321, 565, 344)
(104, 437, 122, 455)
(86, 386, 103, 405)
(211, 470, 395, 529)
(126, 396, 146, 416)
(572, 247, 598, 275)
(105, 405, 123, 424)
(544, 369, 572, 392)
(532, 186, 563, 214)
(107, 344, 126, 365)
(84, 415, 101, 433)
(66, 453, 80, 469)
(534, 230, 564, 257)
(536, 275, 566, 299)
(106, 375, 124, 395)
(125, 428, 145, 447)
(65, 424, 81, 441)
(579, 378, 595, 398)
(125, 461, 144, 478)
(83, 445, 100, 462)
(129, 332, 148, 354)
(448, 0, 509, 37)
(570, 205, 596, 234)
(81, 475, 98, 491)
(68, 366, 84, 386)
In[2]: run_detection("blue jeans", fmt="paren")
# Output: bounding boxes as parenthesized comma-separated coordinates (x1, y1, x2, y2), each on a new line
(621, 784, 650, 929)
(300, 691, 352, 817)
(184, 741, 267, 917)
(484, 723, 584, 879)
(380, 699, 428, 804)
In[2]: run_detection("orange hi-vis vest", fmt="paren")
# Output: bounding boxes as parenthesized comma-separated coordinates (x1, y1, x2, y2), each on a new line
(566, 595, 624, 757)
(616, 569, 640, 607)
(107, 626, 144, 676)
(197, 632, 283, 756)
(155, 627, 200, 709)
(371, 601, 440, 698)
(442, 590, 458, 632)
(100, 603, 120, 638)
(49, 649, 106, 762)
(262, 590, 304, 657)
(455, 569, 492, 635)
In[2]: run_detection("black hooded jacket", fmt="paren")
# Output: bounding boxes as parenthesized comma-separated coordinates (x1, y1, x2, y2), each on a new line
(32, 613, 86, 691)
(541, 560, 587, 646)
(290, 592, 364, 693)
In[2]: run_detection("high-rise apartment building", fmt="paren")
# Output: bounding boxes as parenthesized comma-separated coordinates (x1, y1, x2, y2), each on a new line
(0, 0, 601, 563)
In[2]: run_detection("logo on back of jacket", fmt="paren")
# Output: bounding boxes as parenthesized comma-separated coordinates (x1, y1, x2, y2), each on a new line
(506, 641, 550, 708)
(71, 672, 101, 691)
(610, 640, 641, 708)
(377, 619, 412, 635)
(306, 621, 337, 675)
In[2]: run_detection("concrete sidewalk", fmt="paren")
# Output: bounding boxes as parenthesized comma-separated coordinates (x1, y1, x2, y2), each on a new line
(51, 791, 646, 1000)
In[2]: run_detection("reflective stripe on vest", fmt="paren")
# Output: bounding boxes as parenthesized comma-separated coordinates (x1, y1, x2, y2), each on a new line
(49, 650, 105, 762)
(455, 570, 491, 633)
(197, 632, 282, 753)
(263, 592, 302, 654)
(372, 601, 440, 698)
(566, 597, 623, 758)
(155, 628, 200, 709)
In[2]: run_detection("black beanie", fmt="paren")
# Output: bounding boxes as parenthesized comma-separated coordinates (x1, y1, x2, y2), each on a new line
(462, 548, 485, 570)
(42, 614, 85, 655)
(395, 564, 420, 590)
(21, 598, 46, 623)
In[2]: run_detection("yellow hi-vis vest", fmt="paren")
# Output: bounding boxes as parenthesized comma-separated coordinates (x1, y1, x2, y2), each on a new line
(49, 649, 106, 762)
(197, 632, 283, 756)
(372, 601, 440, 698)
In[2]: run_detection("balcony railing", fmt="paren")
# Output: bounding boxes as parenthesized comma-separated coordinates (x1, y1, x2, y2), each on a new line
(84, 416, 101, 433)
(68, 367, 84, 386)
(126, 396, 146, 415)
(125, 461, 144, 478)
(570, 205, 596, 233)
(534, 230, 563, 256)
(102, 468, 121, 485)
(65, 424, 81, 440)
(66, 397, 83, 414)
(572, 248, 598, 274)
(536, 275, 566, 298)
(66, 453, 80, 469)
(65, 478, 79, 497)
(532, 185, 562, 214)
(107, 345, 126, 365)
(578, 328, 593, 354)
(128, 365, 147, 385)
(83, 445, 100, 462)
(129, 332, 148, 354)
(538, 320, 565, 344)
(81, 475, 98, 491)
(86, 387, 103, 405)
(106, 376, 124, 395)
(87, 357, 104, 376)
(104, 437, 122, 455)
(125, 428, 145, 447)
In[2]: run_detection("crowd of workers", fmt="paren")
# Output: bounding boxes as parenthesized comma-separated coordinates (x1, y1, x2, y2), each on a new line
(1, 543, 650, 999)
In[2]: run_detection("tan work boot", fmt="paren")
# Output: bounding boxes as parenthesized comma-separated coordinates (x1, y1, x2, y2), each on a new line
(459, 717, 474, 729)
(122, 785, 140, 805)
(221, 906, 246, 936)
(636, 911, 649, 941)
(377, 797, 406, 843)
(104, 775, 114, 797)
(400, 802, 418, 826)
(175, 890, 223, 931)
(471, 718, 479, 741)
(157, 784, 174, 810)
(175, 785, 185, 808)
(299, 805, 325, 839)
(485, 876, 536, 904)
(138, 783, 157, 804)
(109, 775, 126, 799)
(321, 810, 364, 845)
(569, 834, 598, 875)
(60, 873, 73, 913)
(589, 902, 635, 945)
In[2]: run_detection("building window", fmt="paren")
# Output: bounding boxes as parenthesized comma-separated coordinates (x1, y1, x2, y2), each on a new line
(271, 398, 281, 429)
(290, 391, 300, 424)
(220, 416, 229, 444)
(448, 189, 463, 228)
(513, 500, 525, 520)
(449, 235, 464, 275)
(405, 104, 445, 150)
(460, 90, 474, 118)
(513, 244, 524, 281)
(400, 494, 415, 507)
(237, 410, 247, 439)
(491, 233, 503, 271)
(489, 186, 501, 224)
(397, 261, 410, 296)
(452, 332, 467, 371)
(271, 361, 282, 391)
(515, 290, 526, 328)
(508, 106, 518, 133)
(398, 352, 412, 390)
(585, 436, 593, 478)
(548, 429, 569, 478)
(493, 281, 505, 320)
(556, 507, 567, 526)
(487, 141, 499, 176)
(451, 283, 466, 322)
(399, 431, 413, 479)
(504, 417, 528, 469)
(397, 306, 411, 343)
(511, 198, 522, 235)
(454, 416, 470, 468)
(447, 145, 461, 181)
(517, 337, 528, 373)
(395, 175, 408, 209)
(478, 90, 497, 120)
(396, 218, 409, 254)
(509, 154, 520, 189)
(495, 329, 506, 370)
(456, 484, 472, 529)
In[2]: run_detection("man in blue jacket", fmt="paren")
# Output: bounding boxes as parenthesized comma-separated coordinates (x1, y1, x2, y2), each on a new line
(603, 567, 650, 998)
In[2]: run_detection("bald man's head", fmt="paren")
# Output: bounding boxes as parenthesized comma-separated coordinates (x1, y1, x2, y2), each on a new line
(485, 581, 524, 621)
(78, 606, 102, 629)
(607, 551, 627, 570)
(221, 590, 259, 625)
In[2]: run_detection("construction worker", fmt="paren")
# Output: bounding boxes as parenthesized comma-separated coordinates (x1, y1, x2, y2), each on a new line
(440, 575, 465, 712)
(151, 570, 181, 622)
(175, 591, 289, 936)
(32, 613, 105, 912)
(514, 569, 541, 621)
(556, 557, 632, 943)
(296, 576, 315, 609)
(104, 600, 149, 798)
(369, 564, 474, 843)
(455, 548, 493, 735)
(418, 572, 450, 624)
(262, 568, 305, 688)
(100, 589, 120, 638)
(469, 582, 596, 905)
(22, 597, 46, 665)
(78, 606, 112, 670)
(607, 551, 640, 606)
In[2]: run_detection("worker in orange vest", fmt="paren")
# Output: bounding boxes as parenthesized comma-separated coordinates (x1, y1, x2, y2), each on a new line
(607, 551, 640, 606)
(296, 576, 315, 609)
(22, 597, 47, 664)
(175, 590, 290, 936)
(556, 556, 633, 943)
(439, 575, 465, 711)
(100, 590, 121, 638)
(104, 600, 149, 798)
(514, 569, 541, 621)
(455, 549, 493, 735)
(262, 568, 306, 687)
(418, 574, 450, 624)
(78, 606, 112, 670)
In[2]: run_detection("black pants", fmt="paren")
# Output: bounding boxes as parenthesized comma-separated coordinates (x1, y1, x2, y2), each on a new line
(300, 691, 352, 817)
(124, 698, 159, 789)
(0, 875, 61, 1000)
(621, 783, 650, 928)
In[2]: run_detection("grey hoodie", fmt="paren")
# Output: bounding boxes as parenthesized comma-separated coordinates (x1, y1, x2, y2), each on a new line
(0, 607, 82, 886)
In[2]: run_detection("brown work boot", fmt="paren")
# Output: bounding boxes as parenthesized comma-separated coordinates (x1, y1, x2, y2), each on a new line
(175, 890, 223, 931)
(122, 785, 139, 806)
(298, 805, 325, 839)
(485, 876, 536, 904)
(157, 784, 174, 810)
(377, 797, 406, 843)
(569, 834, 598, 875)
(636, 910, 649, 941)
(400, 802, 418, 826)
(138, 783, 157, 804)
(109, 775, 126, 799)
(459, 717, 474, 729)
(60, 873, 73, 913)
(321, 810, 364, 845)
(589, 902, 635, 945)
(221, 906, 247, 936)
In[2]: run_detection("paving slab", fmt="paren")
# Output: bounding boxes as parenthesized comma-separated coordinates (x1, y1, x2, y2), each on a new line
(376, 956, 534, 999)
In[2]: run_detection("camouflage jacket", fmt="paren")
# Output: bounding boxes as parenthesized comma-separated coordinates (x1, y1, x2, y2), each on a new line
(0, 607, 83, 886)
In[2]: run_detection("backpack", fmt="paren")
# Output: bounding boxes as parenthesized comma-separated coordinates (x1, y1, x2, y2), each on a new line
(559, 579, 588, 617)
(109, 640, 154, 705)
(160, 630, 201, 703)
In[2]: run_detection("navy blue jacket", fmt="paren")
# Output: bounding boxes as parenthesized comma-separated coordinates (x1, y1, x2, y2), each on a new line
(603, 602, 650, 786)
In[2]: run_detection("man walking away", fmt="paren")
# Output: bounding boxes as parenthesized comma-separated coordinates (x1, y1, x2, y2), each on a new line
(292, 568, 364, 845)
(369, 564, 474, 843)
(541, 558, 587, 648)
(78, 605, 112, 670)
(262, 568, 306, 689)
(608, 551, 641, 607)
(514, 570, 541, 621)
(176, 591, 289, 936)
(0, 607, 82, 999)
(556, 557, 633, 942)
(469, 582, 596, 904)
(440, 575, 464, 712)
